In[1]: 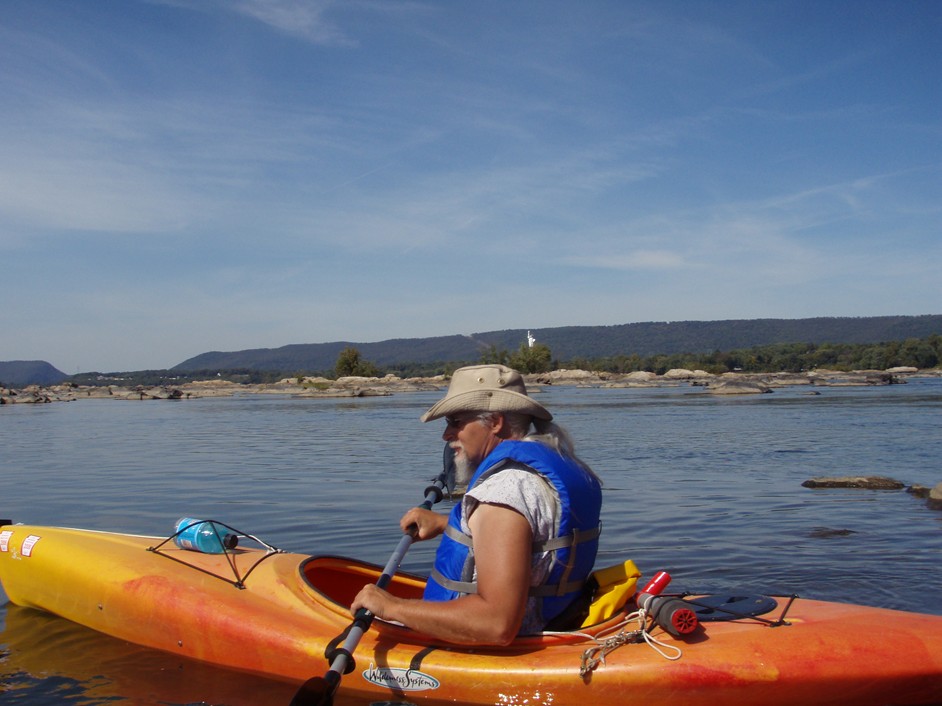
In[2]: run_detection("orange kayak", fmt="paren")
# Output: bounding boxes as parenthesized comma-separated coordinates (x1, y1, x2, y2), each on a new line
(1, 520, 941, 706)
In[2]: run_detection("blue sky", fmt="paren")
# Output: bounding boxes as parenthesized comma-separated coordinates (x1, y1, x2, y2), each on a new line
(2, 0, 939, 373)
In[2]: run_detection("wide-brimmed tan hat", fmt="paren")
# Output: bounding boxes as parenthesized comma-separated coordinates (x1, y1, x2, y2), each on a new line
(421, 364, 552, 422)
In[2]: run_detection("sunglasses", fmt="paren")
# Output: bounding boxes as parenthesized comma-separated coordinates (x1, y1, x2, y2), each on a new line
(444, 414, 478, 429)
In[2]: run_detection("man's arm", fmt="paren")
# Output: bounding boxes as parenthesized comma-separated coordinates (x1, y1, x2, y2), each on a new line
(350, 502, 532, 645)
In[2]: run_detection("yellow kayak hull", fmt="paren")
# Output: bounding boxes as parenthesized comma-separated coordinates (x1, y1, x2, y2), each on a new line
(2, 521, 941, 705)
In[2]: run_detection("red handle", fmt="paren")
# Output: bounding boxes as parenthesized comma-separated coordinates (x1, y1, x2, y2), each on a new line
(640, 570, 671, 597)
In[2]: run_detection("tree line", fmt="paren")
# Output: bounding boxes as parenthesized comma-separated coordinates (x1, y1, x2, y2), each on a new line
(61, 335, 940, 387)
(565, 335, 942, 375)
(171, 316, 942, 374)
(345, 334, 941, 378)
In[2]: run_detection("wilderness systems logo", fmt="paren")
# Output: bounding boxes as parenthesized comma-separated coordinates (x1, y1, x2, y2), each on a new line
(362, 663, 440, 692)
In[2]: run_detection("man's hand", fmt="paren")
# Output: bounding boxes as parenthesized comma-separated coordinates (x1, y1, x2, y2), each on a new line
(351, 583, 398, 621)
(400, 507, 448, 540)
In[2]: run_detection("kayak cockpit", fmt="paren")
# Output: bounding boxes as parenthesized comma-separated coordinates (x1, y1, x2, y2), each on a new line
(296, 554, 645, 649)
(299, 555, 426, 609)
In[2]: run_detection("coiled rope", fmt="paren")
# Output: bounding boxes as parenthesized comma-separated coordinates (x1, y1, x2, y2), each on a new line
(545, 608, 684, 678)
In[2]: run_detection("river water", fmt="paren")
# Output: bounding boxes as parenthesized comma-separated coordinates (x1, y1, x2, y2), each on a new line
(1, 379, 941, 704)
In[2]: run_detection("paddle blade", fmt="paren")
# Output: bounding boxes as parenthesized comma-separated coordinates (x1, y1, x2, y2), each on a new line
(288, 674, 338, 706)
(443, 443, 457, 494)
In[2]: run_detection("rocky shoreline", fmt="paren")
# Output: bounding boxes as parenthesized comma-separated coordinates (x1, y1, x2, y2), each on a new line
(2, 366, 938, 405)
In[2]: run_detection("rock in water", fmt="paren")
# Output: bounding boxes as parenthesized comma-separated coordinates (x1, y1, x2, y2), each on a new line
(801, 476, 905, 490)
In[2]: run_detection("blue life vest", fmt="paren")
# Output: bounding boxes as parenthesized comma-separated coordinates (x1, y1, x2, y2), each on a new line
(423, 440, 602, 628)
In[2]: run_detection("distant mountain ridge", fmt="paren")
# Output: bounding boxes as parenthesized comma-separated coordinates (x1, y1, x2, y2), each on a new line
(0, 360, 68, 387)
(173, 315, 942, 373)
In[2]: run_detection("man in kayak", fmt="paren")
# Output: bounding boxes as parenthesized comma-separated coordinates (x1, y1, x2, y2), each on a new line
(351, 364, 602, 645)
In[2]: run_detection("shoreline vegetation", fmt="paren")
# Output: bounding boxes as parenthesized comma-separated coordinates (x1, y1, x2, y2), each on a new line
(3, 365, 938, 405)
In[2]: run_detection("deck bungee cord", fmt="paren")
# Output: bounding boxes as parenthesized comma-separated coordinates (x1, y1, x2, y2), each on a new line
(148, 519, 284, 589)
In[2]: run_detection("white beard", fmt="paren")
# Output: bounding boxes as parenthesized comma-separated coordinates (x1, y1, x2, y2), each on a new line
(452, 448, 477, 489)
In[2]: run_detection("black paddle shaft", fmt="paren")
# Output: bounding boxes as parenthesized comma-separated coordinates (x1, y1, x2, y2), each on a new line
(288, 449, 453, 706)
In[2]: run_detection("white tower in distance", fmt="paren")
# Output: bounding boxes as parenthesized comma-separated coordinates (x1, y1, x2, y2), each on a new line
(527, 330, 536, 348)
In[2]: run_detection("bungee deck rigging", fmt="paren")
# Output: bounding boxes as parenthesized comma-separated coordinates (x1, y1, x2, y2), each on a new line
(148, 519, 284, 589)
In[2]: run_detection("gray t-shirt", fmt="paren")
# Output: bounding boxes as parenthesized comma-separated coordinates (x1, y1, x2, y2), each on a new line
(461, 463, 562, 634)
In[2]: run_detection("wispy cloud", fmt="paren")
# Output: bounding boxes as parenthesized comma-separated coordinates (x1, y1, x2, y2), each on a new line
(148, 0, 356, 44)
(1, 0, 937, 371)
(563, 250, 690, 271)
(231, 0, 353, 44)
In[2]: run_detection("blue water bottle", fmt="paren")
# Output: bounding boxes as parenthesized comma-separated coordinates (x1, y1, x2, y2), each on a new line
(174, 517, 238, 553)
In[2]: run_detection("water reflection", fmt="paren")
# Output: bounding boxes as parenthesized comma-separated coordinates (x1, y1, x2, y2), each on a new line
(1, 605, 298, 705)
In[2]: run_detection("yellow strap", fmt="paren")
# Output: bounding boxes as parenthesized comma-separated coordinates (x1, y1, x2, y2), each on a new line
(580, 559, 642, 627)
